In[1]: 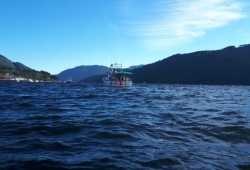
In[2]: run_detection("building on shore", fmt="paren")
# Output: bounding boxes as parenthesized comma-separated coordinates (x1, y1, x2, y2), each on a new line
(0, 73, 37, 82)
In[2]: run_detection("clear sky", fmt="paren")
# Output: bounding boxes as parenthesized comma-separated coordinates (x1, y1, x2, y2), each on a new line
(0, 0, 249, 74)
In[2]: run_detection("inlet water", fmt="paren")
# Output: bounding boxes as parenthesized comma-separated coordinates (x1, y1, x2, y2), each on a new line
(0, 82, 250, 169)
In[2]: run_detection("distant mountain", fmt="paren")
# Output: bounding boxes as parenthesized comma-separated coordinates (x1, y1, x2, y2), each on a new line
(57, 65, 109, 82)
(127, 64, 144, 70)
(132, 44, 250, 85)
(81, 74, 105, 83)
(0, 54, 59, 81)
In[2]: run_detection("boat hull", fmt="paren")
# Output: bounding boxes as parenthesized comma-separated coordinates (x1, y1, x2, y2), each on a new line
(103, 80, 132, 87)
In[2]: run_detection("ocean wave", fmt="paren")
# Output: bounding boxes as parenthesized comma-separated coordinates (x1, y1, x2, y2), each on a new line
(1, 83, 250, 169)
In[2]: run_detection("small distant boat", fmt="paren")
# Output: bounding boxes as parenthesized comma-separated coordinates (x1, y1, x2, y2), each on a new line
(103, 63, 132, 87)
(64, 77, 72, 83)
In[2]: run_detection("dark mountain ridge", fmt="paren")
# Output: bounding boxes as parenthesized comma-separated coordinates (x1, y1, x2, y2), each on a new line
(13, 62, 33, 71)
(0, 55, 34, 71)
(127, 64, 144, 70)
(2, 43, 250, 85)
(132, 44, 250, 85)
(0, 55, 16, 69)
(0, 54, 58, 81)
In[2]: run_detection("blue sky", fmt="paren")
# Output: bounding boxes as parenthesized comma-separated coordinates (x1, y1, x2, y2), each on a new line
(0, 0, 249, 74)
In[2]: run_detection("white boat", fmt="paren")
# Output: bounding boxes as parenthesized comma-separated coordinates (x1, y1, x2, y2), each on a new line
(103, 63, 133, 87)
(64, 77, 72, 83)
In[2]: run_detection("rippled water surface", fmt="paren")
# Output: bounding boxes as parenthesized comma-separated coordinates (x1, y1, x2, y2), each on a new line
(0, 82, 250, 169)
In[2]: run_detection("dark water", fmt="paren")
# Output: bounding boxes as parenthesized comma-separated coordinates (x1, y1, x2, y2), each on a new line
(0, 82, 250, 170)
